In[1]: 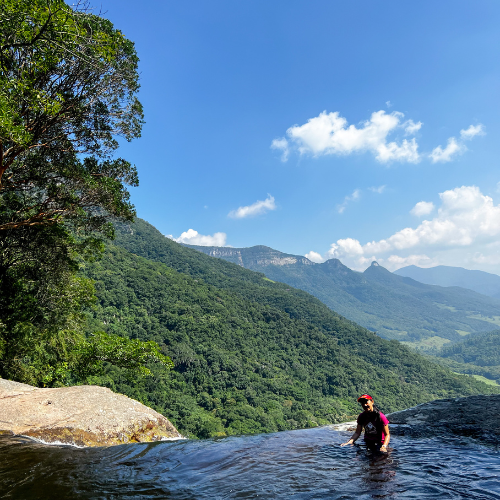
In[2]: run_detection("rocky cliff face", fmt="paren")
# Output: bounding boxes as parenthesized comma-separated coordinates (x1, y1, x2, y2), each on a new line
(185, 244, 315, 268)
(0, 379, 182, 447)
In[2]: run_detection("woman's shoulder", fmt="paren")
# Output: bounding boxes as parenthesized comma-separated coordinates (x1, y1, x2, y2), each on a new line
(379, 411, 389, 425)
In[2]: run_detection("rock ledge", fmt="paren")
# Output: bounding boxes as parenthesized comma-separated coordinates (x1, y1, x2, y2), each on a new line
(388, 394, 500, 445)
(0, 379, 182, 447)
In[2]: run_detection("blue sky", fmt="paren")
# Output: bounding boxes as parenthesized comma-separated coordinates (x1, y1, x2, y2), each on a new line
(103, 1, 500, 273)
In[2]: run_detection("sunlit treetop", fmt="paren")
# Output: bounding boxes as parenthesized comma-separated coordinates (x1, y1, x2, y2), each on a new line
(0, 0, 144, 232)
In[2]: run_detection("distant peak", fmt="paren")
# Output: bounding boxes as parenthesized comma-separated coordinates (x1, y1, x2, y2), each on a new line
(323, 258, 343, 265)
(371, 261, 380, 267)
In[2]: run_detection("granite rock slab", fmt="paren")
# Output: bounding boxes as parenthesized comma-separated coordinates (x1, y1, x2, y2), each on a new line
(0, 379, 182, 447)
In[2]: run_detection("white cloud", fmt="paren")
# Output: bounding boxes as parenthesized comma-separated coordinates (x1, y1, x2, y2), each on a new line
(410, 201, 435, 217)
(273, 112, 484, 165)
(403, 120, 422, 135)
(430, 137, 465, 163)
(337, 189, 361, 214)
(171, 229, 227, 247)
(376, 138, 419, 163)
(271, 138, 289, 162)
(385, 101, 392, 108)
(460, 124, 485, 140)
(369, 185, 386, 194)
(429, 124, 485, 163)
(471, 252, 500, 266)
(386, 254, 434, 268)
(316, 185, 500, 273)
(328, 237, 364, 258)
(279, 110, 420, 164)
(337, 186, 385, 214)
(305, 251, 325, 263)
(228, 195, 277, 219)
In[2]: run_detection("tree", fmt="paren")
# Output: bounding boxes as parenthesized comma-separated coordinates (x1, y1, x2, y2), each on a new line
(0, 223, 96, 384)
(0, 1, 171, 386)
(0, 0, 143, 233)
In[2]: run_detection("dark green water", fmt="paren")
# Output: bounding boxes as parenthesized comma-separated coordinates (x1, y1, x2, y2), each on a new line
(1, 426, 499, 499)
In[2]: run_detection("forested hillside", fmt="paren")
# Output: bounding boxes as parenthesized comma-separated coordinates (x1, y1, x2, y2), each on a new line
(187, 243, 500, 350)
(79, 219, 499, 438)
(428, 330, 500, 385)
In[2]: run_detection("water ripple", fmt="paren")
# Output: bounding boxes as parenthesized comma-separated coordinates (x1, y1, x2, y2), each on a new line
(1, 426, 499, 499)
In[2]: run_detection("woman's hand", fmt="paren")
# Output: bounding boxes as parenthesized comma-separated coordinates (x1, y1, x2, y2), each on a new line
(340, 439, 353, 447)
(380, 445, 388, 452)
(342, 426, 362, 447)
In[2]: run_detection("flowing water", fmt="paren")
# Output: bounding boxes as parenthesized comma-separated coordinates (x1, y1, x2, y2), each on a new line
(1, 426, 499, 499)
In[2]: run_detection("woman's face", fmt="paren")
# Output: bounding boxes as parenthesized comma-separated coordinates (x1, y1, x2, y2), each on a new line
(360, 398, 374, 411)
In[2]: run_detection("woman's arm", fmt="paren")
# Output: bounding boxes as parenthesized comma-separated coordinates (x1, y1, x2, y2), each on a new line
(341, 424, 362, 446)
(380, 424, 390, 452)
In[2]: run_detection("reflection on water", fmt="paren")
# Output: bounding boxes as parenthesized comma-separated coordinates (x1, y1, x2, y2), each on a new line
(1, 426, 499, 499)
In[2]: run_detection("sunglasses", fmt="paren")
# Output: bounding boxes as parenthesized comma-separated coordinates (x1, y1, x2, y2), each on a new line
(358, 399, 371, 404)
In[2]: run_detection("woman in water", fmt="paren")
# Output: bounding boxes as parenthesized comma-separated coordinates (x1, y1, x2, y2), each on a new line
(341, 394, 390, 453)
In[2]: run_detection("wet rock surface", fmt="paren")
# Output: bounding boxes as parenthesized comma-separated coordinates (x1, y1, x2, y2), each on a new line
(388, 394, 500, 445)
(0, 379, 182, 447)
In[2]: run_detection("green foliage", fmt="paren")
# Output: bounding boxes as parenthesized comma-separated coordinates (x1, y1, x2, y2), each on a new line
(0, 2, 169, 388)
(80, 220, 498, 438)
(428, 330, 500, 384)
(0, 0, 142, 232)
(0, 223, 93, 385)
(0, 224, 172, 386)
(439, 329, 500, 366)
(73, 331, 174, 379)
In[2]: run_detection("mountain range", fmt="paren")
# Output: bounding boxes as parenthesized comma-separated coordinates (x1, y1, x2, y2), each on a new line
(185, 244, 500, 350)
(394, 265, 500, 299)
